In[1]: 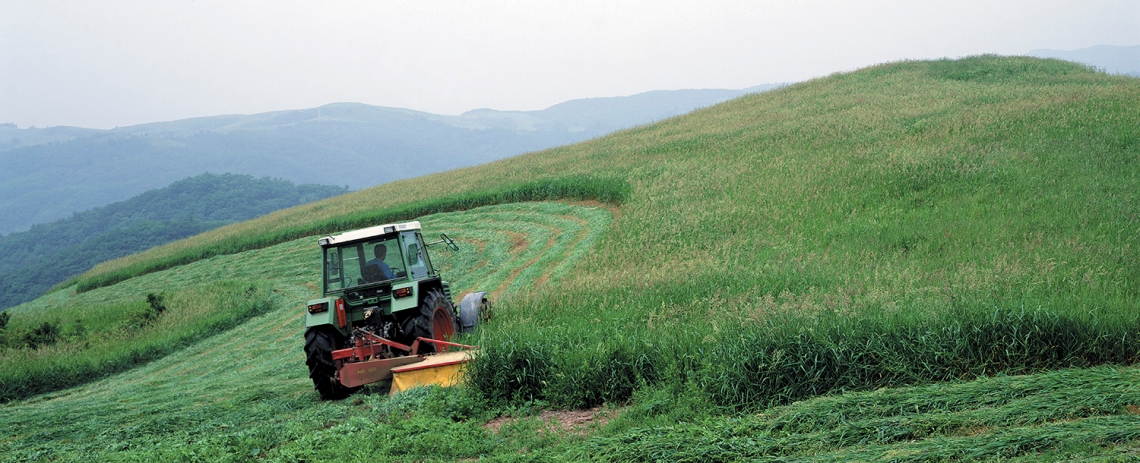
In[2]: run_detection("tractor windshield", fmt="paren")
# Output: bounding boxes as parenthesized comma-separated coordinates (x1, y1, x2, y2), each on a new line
(323, 235, 407, 292)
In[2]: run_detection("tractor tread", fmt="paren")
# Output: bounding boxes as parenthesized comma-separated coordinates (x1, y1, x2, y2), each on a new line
(304, 326, 352, 400)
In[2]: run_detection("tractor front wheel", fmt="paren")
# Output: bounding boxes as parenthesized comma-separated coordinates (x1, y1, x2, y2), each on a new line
(304, 326, 353, 400)
(404, 289, 458, 354)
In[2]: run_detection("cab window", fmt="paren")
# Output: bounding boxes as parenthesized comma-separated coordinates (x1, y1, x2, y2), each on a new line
(402, 231, 431, 279)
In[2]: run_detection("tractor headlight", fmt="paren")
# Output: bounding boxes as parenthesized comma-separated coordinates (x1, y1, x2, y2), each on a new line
(307, 302, 329, 314)
(393, 287, 413, 298)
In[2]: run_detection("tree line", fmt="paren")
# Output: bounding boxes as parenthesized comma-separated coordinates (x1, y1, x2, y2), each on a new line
(0, 173, 348, 310)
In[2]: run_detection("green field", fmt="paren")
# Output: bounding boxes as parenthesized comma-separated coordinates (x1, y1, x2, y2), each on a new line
(3, 56, 1139, 460)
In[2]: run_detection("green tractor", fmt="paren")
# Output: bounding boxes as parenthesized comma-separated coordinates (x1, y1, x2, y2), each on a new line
(303, 220, 490, 400)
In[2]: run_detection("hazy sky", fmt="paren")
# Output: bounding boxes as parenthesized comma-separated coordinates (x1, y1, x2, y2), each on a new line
(3, 0, 1138, 129)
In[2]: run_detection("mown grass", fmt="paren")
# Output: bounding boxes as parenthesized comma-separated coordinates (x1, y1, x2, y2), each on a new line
(565, 365, 1140, 462)
(466, 301, 1140, 411)
(1, 202, 610, 403)
(72, 174, 628, 292)
(1, 202, 619, 461)
(4, 55, 1140, 459)
(0, 281, 274, 402)
(465, 55, 1140, 410)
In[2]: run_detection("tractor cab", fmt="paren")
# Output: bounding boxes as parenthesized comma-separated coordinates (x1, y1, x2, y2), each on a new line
(305, 221, 456, 337)
(319, 221, 438, 294)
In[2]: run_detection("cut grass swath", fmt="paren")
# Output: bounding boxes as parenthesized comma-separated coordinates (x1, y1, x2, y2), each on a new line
(73, 175, 629, 293)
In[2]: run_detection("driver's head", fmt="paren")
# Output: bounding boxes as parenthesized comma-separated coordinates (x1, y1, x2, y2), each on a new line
(374, 245, 387, 259)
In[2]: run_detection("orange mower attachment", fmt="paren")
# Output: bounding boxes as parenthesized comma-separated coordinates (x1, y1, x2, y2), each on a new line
(331, 329, 477, 392)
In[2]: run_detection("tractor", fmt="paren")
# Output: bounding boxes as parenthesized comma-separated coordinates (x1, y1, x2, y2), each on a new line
(302, 220, 490, 400)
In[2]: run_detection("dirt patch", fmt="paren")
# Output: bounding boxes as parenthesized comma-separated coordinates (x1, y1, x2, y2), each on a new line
(491, 231, 559, 301)
(955, 426, 993, 437)
(484, 407, 616, 435)
(506, 231, 528, 254)
(559, 199, 622, 221)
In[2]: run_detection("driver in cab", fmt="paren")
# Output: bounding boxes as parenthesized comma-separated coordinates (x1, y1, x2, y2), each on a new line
(364, 245, 396, 281)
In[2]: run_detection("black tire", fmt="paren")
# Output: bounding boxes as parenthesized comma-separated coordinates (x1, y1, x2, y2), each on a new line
(304, 326, 353, 400)
(401, 288, 458, 354)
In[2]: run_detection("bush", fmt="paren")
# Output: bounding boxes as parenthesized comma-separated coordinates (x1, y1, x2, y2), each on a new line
(146, 293, 167, 314)
(0, 281, 274, 402)
(23, 321, 61, 349)
(126, 293, 169, 329)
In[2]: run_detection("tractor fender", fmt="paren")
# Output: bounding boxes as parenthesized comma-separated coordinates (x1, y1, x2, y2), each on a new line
(459, 292, 491, 333)
(304, 296, 341, 331)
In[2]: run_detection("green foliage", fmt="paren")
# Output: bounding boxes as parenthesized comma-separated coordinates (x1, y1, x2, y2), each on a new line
(74, 174, 629, 292)
(145, 292, 166, 314)
(697, 304, 1140, 410)
(3, 56, 1140, 460)
(0, 319, 62, 350)
(466, 330, 659, 409)
(23, 321, 61, 349)
(925, 54, 1103, 84)
(564, 366, 1140, 461)
(0, 173, 348, 309)
(465, 302, 1140, 412)
(0, 281, 273, 402)
(126, 293, 168, 329)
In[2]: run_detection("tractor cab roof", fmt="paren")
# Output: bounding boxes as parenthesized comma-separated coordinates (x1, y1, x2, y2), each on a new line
(317, 221, 422, 247)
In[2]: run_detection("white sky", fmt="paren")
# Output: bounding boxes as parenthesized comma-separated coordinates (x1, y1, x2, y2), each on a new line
(2, 0, 1138, 129)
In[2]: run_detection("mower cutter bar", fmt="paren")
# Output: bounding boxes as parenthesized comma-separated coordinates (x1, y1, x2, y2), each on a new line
(331, 329, 479, 388)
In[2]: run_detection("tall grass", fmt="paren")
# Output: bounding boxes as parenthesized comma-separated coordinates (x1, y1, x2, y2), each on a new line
(698, 303, 1140, 410)
(4, 56, 1139, 459)
(462, 56, 1140, 410)
(466, 300, 1140, 411)
(0, 281, 273, 402)
(1, 202, 610, 404)
(73, 174, 629, 292)
(568, 365, 1140, 462)
(55, 57, 1140, 412)
(0, 203, 621, 461)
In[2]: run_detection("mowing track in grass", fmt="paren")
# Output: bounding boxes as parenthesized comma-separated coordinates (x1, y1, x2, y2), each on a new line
(0, 202, 614, 459)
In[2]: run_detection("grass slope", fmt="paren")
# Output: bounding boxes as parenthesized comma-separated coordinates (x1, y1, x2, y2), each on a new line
(4, 56, 1140, 460)
(1, 202, 615, 460)
(5, 203, 1137, 461)
(1, 203, 612, 402)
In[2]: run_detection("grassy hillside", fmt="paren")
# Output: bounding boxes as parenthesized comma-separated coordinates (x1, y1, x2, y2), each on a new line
(0, 88, 772, 235)
(3, 55, 1139, 460)
(0, 202, 612, 402)
(0, 173, 348, 310)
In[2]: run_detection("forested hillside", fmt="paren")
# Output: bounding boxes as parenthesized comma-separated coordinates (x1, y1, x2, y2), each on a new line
(0, 173, 347, 309)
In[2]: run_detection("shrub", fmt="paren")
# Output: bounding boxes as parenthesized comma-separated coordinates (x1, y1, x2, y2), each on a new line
(0, 281, 274, 402)
(23, 321, 61, 350)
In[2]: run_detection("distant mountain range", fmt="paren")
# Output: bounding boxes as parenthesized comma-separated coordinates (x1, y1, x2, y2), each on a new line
(1028, 44, 1140, 77)
(6, 43, 1130, 237)
(0, 85, 782, 235)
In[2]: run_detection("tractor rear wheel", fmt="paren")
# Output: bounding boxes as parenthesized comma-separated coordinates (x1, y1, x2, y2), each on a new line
(403, 288, 458, 354)
(304, 326, 353, 400)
